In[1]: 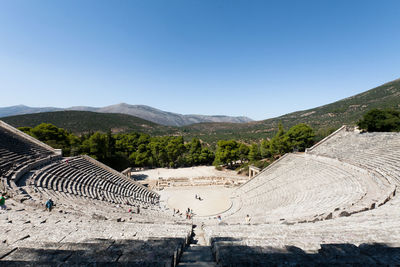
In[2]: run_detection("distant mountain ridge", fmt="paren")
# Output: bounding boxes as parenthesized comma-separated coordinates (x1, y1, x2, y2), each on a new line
(1, 78, 399, 144)
(1, 111, 174, 135)
(181, 77, 400, 141)
(0, 105, 61, 117)
(0, 103, 253, 126)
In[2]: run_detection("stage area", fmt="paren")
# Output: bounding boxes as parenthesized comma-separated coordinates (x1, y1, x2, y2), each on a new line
(132, 166, 242, 180)
(158, 186, 233, 217)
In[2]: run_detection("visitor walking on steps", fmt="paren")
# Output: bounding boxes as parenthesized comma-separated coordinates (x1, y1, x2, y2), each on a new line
(45, 198, 54, 212)
(0, 193, 7, 211)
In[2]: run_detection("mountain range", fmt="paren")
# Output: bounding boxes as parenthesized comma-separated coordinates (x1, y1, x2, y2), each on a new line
(1, 78, 400, 144)
(178, 77, 400, 142)
(0, 103, 253, 126)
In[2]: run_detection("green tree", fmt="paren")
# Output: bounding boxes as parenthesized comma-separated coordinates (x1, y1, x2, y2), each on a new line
(18, 126, 32, 135)
(149, 138, 169, 167)
(199, 147, 215, 165)
(30, 123, 68, 142)
(358, 108, 400, 132)
(166, 136, 186, 167)
(114, 133, 140, 155)
(213, 140, 240, 167)
(82, 132, 108, 161)
(133, 144, 151, 167)
(248, 144, 261, 161)
(238, 143, 250, 163)
(269, 123, 290, 155)
(260, 139, 272, 158)
(186, 138, 202, 165)
(106, 129, 115, 159)
(26, 123, 77, 156)
(285, 123, 315, 151)
(68, 133, 82, 156)
(138, 133, 150, 146)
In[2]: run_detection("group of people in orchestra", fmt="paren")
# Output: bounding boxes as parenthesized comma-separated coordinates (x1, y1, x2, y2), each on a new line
(173, 207, 194, 220)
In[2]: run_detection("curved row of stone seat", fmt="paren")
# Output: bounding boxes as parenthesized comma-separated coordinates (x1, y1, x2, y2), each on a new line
(30, 156, 159, 208)
(32, 174, 152, 211)
(0, 121, 57, 192)
(0, 148, 29, 170)
(223, 153, 392, 224)
(307, 129, 400, 185)
(0, 155, 62, 203)
(26, 186, 180, 224)
(0, 196, 192, 265)
(73, 156, 159, 204)
(0, 124, 54, 161)
(204, 193, 400, 265)
(67, 157, 154, 202)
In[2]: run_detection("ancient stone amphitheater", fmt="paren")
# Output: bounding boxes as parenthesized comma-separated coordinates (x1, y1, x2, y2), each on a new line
(1, 121, 400, 266)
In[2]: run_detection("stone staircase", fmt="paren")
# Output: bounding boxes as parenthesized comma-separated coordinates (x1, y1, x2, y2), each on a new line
(178, 224, 216, 267)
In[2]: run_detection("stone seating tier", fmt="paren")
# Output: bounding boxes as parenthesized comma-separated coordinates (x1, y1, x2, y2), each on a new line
(0, 123, 58, 195)
(30, 156, 159, 207)
(0, 197, 192, 265)
(204, 193, 400, 265)
(308, 130, 400, 185)
(222, 153, 392, 224)
(0, 126, 54, 161)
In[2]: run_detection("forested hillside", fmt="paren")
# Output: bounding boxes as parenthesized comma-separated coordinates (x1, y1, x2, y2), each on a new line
(2, 111, 176, 136)
(181, 78, 400, 142)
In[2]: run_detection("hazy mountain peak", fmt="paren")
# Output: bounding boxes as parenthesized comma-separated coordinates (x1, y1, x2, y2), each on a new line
(95, 104, 253, 126)
(0, 103, 253, 126)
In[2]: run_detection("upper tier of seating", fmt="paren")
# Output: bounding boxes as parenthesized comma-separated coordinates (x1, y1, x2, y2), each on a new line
(307, 127, 400, 185)
(222, 126, 398, 224)
(0, 121, 61, 194)
(0, 121, 56, 176)
(223, 153, 393, 224)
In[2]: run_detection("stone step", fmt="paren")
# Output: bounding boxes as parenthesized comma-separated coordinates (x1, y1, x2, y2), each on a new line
(186, 245, 213, 253)
(180, 251, 214, 263)
(178, 262, 216, 267)
(179, 245, 214, 264)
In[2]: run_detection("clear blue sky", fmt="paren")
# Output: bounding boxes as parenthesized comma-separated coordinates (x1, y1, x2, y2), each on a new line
(1, 0, 399, 120)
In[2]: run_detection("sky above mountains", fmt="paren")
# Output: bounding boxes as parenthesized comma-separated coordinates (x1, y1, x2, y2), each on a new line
(1, 0, 399, 120)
